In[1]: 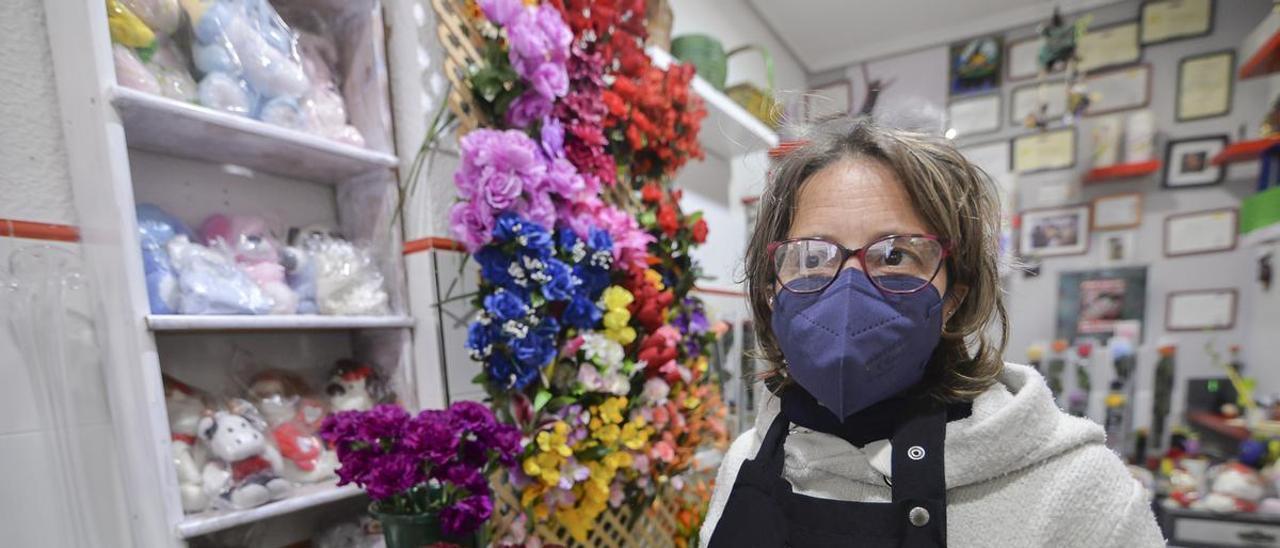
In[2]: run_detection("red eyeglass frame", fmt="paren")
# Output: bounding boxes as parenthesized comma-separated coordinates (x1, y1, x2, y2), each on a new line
(767, 234, 952, 295)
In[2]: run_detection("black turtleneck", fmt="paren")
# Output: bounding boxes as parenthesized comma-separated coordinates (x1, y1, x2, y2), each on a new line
(779, 383, 973, 448)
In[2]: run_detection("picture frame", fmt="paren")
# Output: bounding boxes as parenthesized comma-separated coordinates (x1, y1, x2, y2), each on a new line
(1077, 21, 1142, 73)
(1056, 267, 1148, 342)
(1163, 135, 1228, 188)
(950, 35, 1003, 96)
(1177, 50, 1235, 122)
(1020, 204, 1091, 257)
(805, 80, 853, 123)
(1101, 232, 1137, 265)
(1010, 80, 1068, 127)
(947, 93, 1001, 138)
(1166, 288, 1237, 331)
(1141, 0, 1214, 46)
(1012, 127, 1076, 174)
(1007, 35, 1060, 82)
(1163, 207, 1239, 257)
(1084, 64, 1152, 117)
(1092, 192, 1143, 230)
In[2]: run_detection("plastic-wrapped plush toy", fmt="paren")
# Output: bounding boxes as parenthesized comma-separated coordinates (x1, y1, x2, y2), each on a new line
(136, 204, 192, 314)
(313, 516, 385, 548)
(200, 214, 298, 314)
(167, 234, 274, 314)
(164, 376, 212, 513)
(183, 0, 311, 127)
(324, 360, 388, 412)
(1192, 462, 1267, 513)
(282, 227, 318, 314)
(246, 370, 336, 483)
(298, 228, 390, 316)
(196, 406, 293, 509)
(296, 31, 364, 146)
(109, 0, 198, 102)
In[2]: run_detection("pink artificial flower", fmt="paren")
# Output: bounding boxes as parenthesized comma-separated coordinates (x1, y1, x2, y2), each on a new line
(449, 201, 494, 252)
(652, 440, 676, 463)
(643, 377, 670, 404)
(561, 335, 585, 356)
(478, 0, 523, 26)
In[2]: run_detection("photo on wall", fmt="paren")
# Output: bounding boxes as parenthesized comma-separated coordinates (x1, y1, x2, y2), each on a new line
(1019, 205, 1090, 257)
(1057, 267, 1148, 342)
(950, 35, 1003, 96)
(1163, 135, 1228, 188)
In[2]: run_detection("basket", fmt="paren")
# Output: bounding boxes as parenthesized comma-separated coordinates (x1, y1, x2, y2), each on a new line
(723, 45, 780, 129)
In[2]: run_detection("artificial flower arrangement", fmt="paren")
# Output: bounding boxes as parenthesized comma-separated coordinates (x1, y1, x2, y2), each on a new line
(435, 0, 727, 543)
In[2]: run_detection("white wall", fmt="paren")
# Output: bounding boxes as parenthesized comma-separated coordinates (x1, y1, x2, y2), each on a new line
(0, 0, 133, 546)
(669, 0, 807, 101)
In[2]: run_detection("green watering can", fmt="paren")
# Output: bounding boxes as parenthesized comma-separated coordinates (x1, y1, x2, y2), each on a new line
(670, 34, 779, 128)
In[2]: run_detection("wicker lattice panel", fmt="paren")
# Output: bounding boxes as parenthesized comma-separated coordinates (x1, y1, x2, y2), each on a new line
(429, 0, 490, 134)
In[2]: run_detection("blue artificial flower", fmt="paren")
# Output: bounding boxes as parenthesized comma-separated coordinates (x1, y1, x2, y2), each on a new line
(540, 258, 578, 301)
(536, 315, 560, 337)
(512, 331, 556, 369)
(521, 221, 553, 253)
(556, 228, 580, 251)
(573, 263, 610, 298)
(514, 360, 541, 390)
(487, 353, 518, 388)
(493, 212, 525, 242)
(564, 295, 602, 330)
(587, 227, 613, 254)
(484, 289, 529, 322)
(474, 246, 514, 288)
(465, 320, 492, 356)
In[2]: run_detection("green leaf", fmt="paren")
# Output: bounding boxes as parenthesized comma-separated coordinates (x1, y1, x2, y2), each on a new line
(533, 389, 552, 412)
(640, 211, 657, 226)
(548, 396, 577, 411)
(577, 444, 611, 461)
(687, 211, 704, 223)
(471, 371, 490, 385)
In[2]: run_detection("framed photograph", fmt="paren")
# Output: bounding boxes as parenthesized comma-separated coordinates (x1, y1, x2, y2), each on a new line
(947, 94, 1001, 138)
(1010, 80, 1067, 126)
(1012, 127, 1076, 173)
(1057, 267, 1148, 342)
(1007, 35, 1060, 81)
(1166, 288, 1237, 331)
(1101, 232, 1137, 265)
(1078, 21, 1142, 73)
(805, 80, 853, 123)
(1092, 192, 1143, 230)
(1177, 50, 1234, 121)
(951, 35, 1003, 96)
(1085, 64, 1152, 117)
(1141, 0, 1214, 46)
(1164, 207, 1238, 257)
(1163, 135, 1228, 188)
(1020, 205, 1090, 257)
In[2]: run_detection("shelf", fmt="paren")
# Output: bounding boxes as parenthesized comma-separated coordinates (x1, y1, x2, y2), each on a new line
(1186, 410, 1250, 442)
(1242, 221, 1280, 248)
(146, 314, 415, 331)
(1083, 160, 1161, 184)
(647, 48, 780, 159)
(1211, 137, 1280, 165)
(177, 482, 362, 539)
(109, 86, 398, 185)
(1239, 8, 1280, 79)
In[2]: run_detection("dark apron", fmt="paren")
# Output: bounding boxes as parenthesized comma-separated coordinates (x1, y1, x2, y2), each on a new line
(707, 401, 948, 547)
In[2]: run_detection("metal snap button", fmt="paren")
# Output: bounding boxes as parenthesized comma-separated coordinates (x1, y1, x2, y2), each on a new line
(907, 445, 926, 461)
(909, 506, 930, 527)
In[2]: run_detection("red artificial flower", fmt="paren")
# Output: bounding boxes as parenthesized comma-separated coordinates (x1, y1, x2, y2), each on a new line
(641, 182, 663, 204)
(657, 203, 679, 237)
(691, 218, 708, 244)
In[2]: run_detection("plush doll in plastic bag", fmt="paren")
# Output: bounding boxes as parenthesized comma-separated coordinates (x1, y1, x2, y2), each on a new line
(1192, 462, 1267, 513)
(167, 234, 274, 314)
(183, 0, 311, 126)
(297, 228, 390, 316)
(164, 375, 212, 513)
(313, 516, 385, 548)
(297, 31, 364, 146)
(200, 214, 298, 314)
(196, 403, 293, 509)
(246, 370, 336, 483)
(282, 227, 318, 314)
(136, 204, 192, 314)
(109, 0, 198, 102)
(324, 359, 389, 412)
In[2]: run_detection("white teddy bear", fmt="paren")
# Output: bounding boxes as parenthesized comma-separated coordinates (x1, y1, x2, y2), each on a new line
(164, 379, 211, 513)
(197, 410, 293, 509)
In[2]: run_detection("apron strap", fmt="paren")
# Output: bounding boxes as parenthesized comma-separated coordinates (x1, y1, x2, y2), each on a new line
(890, 400, 948, 546)
(756, 411, 792, 477)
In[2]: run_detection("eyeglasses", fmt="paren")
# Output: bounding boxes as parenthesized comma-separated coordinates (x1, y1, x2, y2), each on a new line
(768, 234, 951, 295)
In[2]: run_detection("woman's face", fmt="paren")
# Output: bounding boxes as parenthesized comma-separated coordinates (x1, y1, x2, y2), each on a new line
(785, 157, 960, 315)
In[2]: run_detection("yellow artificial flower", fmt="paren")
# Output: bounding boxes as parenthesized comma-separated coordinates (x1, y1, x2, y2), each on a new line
(522, 451, 564, 486)
(536, 421, 573, 457)
(620, 417, 652, 450)
(602, 286, 634, 310)
(599, 396, 627, 424)
(106, 0, 156, 48)
(603, 308, 631, 330)
(604, 449, 633, 470)
(692, 356, 708, 374)
(593, 423, 621, 445)
(644, 269, 665, 290)
(558, 508, 592, 542)
(685, 395, 702, 410)
(605, 325, 637, 346)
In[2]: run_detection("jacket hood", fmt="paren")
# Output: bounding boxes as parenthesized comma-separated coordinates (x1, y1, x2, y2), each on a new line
(752, 363, 1104, 489)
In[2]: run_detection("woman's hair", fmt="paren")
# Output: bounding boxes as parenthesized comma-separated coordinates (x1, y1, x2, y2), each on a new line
(745, 116, 1008, 402)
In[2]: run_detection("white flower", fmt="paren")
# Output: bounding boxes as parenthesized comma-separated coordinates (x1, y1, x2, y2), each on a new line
(580, 332, 624, 369)
(643, 377, 670, 403)
(502, 320, 529, 339)
(604, 372, 631, 395)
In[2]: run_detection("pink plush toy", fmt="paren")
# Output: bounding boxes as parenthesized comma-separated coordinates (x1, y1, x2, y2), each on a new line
(200, 214, 298, 314)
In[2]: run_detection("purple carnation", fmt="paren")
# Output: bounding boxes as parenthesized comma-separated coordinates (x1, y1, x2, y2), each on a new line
(439, 495, 493, 536)
(449, 201, 494, 252)
(455, 129, 545, 206)
(405, 410, 460, 465)
(543, 157, 584, 198)
(524, 191, 557, 229)
(478, 0, 522, 26)
(539, 117, 565, 159)
(529, 62, 569, 101)
(505, 91, 552, 129)
(363, 404, 410, 441)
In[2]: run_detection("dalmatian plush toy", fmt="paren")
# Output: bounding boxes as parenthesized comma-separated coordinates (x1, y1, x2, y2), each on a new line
(325, 360, 382, 412)
(197, 410, 293, 509)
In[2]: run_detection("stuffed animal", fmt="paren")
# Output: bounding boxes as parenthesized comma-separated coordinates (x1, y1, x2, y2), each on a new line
(301, 230, 390, 316)
(282, 229, 317, 314)
(247, 371, 336, 483)
(197, 409, 292, 509)
(200, 214, 298, 314)
(297, 31, 364, 146)
(110, 0, 197, 102)
(325, 360, 383, 412)
(136, 204, 192, 314)
(166, 234, 273, 314)
(164, 376, 211, 512)
(1192, 462, 1266, 513)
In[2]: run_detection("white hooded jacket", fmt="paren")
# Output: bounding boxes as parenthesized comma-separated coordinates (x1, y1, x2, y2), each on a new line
(700, 363, 1165, 547)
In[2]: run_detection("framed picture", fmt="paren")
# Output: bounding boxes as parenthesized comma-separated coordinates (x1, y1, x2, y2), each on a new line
(1077, 21, 1142, 73)
(1084, 64, 1152, 117)
(1092, 192, 1143, 230)
(1141, 0, 1214, 46)
(1012, 127, 1076, 173)
(1020, 205, 1090, 257)
(1163, 135, 1227, 188)
(1010, 80, 1067, 126)
(951, 35, 1003, 96)
(1057, 267, 1148, 342)
(805, 80, 853, 123)
(1101, 232, 1137, 265)
(947, 93, 1001, 138)
(1166, 288, 1237, 331)
(1164, 208, 1238, 257)
(1177, 51, 1234, 122)
(1007, 35, 1060, 81)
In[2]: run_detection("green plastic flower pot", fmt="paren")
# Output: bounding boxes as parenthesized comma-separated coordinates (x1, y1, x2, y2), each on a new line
(370, 505, 479, 548)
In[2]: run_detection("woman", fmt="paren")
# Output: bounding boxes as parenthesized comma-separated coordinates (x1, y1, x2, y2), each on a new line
(701, 117, 1162, 547)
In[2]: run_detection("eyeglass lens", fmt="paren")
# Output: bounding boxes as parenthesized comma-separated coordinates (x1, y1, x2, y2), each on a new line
(773, 236, 944, 294)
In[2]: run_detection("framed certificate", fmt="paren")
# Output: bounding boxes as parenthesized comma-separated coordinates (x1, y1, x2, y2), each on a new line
(1012, 128, 1076, 174)
(1007, 35, 1059, 82)
(1163, 135, 1228, 188)
(1092, 192, 1142, 230)
(1078, 21, 1142, 73)
(1141, 0, 1214, 45)
(947, 94, 1001, 138)
(805, 80, 853, 122)
(1166, 288, 1236, 331)
(1177, 51, 1234, 122)
(1010, 80, 1067, 126)
(1085, 64, 1152, 117)
(1020, 205, 1091, 257)
(1163, 208, 1238, 257)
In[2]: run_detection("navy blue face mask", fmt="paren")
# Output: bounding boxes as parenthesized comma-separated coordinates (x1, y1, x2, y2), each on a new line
(770, 268, 945, 419)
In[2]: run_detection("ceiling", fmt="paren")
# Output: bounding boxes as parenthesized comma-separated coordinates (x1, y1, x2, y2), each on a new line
(746, 0, 1125, 73)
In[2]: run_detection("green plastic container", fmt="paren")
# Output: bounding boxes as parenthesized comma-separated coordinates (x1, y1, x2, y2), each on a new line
(371, 505, 479, 548)
(1242, 185, 1280, 234)
(671, 34, 728, 89)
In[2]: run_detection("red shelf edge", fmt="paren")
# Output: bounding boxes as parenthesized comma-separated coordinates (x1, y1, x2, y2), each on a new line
(1211, 137, 1280, 165)
(1240, 31, 1280, 80)
(1083, 160, 1161, 183)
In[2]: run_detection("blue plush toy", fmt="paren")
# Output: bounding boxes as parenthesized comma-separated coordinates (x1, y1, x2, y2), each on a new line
(136, 203, 192, 314)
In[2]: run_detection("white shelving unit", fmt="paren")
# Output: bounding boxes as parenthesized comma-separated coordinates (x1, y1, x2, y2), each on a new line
(648, 47, 780, 159)
(42, 1, 423, 545)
